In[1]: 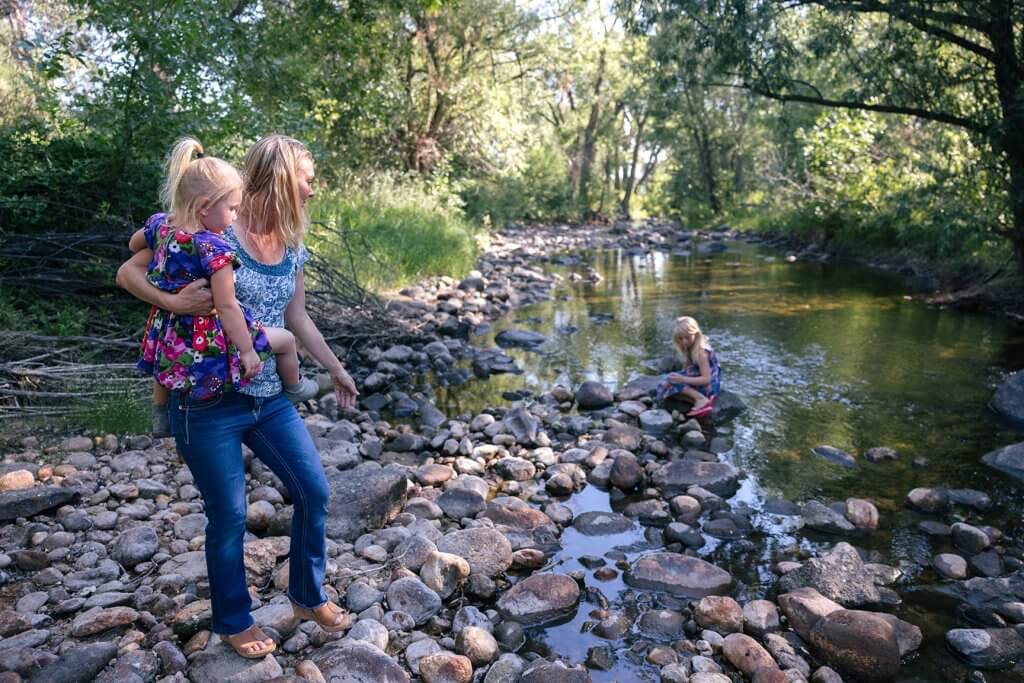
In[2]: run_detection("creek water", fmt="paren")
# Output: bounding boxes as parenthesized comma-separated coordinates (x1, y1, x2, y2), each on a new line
(434, 239, 1024, 681)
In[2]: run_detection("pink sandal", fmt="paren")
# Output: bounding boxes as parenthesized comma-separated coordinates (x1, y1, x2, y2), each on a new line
(686, 399, 715, 418)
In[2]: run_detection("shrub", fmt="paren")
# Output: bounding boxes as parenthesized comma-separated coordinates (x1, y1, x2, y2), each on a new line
(309, 175, 482, 291)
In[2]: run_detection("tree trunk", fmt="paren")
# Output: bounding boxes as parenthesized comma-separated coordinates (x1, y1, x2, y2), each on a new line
(690, 123, 720, 214)
(574, 48, 607, 215)
(987, 7, 1024, 273)
(621, 112, 646, 217)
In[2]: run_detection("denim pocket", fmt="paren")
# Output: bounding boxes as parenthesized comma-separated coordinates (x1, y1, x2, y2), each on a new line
(178, 394, 224, 413)
(174, 394, 225, 445)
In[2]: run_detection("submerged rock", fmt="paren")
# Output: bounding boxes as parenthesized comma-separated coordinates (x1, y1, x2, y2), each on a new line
(572, 511, 635, 536)
(946, 627, 1024, 669)
(982, 442, 1024, 482)
(991, 371, 1024, 426)
(811, 446, 857, 468)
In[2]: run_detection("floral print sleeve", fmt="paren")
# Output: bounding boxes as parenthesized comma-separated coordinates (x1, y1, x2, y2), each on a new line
(195, 232, 241, 277)
(143, 213, 168, 251)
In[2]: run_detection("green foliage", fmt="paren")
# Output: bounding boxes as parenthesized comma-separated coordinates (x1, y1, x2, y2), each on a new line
(461, 146, 575, 225)
(70, 385, 150, 436)
(0, 288, 88, 336)
(308, 176, 481, 291)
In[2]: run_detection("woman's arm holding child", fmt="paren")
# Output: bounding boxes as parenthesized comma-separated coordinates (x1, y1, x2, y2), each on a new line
(128, 229, 148, 253)
(116, 252, 214, 314)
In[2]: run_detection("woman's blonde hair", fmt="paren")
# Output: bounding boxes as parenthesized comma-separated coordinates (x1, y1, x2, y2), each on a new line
(160, 137, 242, 231)
(672, 316, 710, 365)
(240, 134, 313, 248)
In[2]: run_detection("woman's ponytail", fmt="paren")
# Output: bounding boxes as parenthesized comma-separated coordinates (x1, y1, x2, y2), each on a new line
(160, 137, 205, 212)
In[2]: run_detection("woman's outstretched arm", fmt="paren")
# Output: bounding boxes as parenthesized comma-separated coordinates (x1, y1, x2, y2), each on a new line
(284, 270, 358, 408)
(116, 250, 214, 315)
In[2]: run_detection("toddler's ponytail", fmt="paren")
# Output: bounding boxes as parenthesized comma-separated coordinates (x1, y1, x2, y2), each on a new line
(160, 138, 205, 212)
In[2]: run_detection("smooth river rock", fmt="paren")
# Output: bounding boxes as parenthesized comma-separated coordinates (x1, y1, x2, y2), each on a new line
(982, 441, 1024, 483)
(991, 371, 1024, 426)
(572, 511, 635, 536)
(945, 627, 1024, 669)
(437, 527, 514, 577)
(497, 573, 580, 625)
(625, 552, 733, 597)
(325, 463, 408, 541)
(312, 639, 410, 682)
(651, 460, 742, 497)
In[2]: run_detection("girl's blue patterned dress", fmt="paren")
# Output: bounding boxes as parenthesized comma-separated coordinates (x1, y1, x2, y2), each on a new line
(656, 347, 721, 403)
(137, 213, 272, 400)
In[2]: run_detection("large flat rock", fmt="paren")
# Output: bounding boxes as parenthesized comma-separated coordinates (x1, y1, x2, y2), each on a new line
(626, 552, 733, 597)
(0, 486, 76, 522)
(312, 640, 410, 682)
(651, 460, 741, 497)
(325, 463, 408, 541)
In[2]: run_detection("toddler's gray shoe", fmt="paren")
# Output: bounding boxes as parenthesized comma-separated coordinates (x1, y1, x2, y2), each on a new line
(151, 406, 170, 438)
(283, 377, 320, 403)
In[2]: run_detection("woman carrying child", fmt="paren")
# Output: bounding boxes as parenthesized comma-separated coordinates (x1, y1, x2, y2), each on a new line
(656, 316, 721, 418)
(117, 135, 358, 659)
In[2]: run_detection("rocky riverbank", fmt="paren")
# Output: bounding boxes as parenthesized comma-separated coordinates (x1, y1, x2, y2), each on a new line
(0, 219, 1023, 682)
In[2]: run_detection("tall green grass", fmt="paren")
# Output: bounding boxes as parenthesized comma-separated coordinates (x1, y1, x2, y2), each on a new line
(309, 175, 482, 292)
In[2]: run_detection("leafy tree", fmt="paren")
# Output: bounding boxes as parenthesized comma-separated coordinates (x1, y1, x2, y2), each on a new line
(636, 0, 1024, 272)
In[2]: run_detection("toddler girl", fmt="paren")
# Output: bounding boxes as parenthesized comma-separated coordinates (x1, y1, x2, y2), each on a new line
(656, 316, 721, 418)
(132, 138, 319, 435)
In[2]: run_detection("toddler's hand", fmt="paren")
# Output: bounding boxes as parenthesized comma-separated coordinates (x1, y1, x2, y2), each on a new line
(241, 350, 263, 379)
(668, 373, 685, 383)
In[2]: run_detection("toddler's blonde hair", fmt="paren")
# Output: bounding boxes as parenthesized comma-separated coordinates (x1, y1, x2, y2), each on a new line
(672, 316, 710, 365)
(160, 137, 242, 231)
(241, 134, 313, 248)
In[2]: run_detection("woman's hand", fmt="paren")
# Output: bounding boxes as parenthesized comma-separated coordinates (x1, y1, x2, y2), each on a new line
(667, 372, 687, 383)
(331, 368, 359, 409)
(172, 279, 215, 316)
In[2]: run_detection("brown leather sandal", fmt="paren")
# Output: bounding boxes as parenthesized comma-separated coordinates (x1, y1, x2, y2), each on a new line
(223, 624, 276, 659)
(291, 599, 351, 633)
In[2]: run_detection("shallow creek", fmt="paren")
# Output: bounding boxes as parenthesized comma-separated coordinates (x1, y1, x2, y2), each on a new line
(432, 239, 1024, 681)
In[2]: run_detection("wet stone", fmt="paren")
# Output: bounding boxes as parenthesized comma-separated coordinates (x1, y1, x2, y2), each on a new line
(386, 576, 442, 625)
(572, 511, 635, 536)
(811, 445, 857, 468)
(933, 553, 968, 580)
(496, 573, 580, 626)
(626, 552, 733, 597)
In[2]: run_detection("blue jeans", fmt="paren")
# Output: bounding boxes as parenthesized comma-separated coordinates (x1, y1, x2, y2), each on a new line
(168, 390, 329, 634)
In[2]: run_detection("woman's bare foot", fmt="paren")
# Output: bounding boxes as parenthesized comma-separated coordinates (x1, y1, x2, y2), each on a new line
(292, 600, 351, 633)
(223, 624, 276, 659)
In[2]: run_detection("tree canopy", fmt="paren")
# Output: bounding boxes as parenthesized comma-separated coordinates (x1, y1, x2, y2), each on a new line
(2, 0, 1021, 281)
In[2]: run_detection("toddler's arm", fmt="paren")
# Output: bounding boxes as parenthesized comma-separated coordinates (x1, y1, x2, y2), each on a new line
(210, 267, 261, 379)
